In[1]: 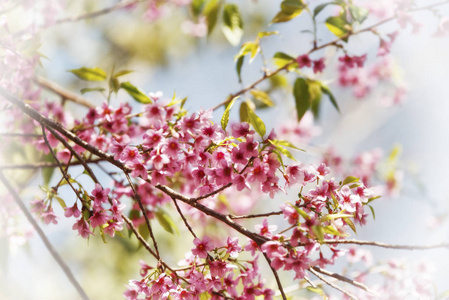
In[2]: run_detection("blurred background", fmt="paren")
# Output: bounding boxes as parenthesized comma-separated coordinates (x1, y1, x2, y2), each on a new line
(1, 0, 449, 299)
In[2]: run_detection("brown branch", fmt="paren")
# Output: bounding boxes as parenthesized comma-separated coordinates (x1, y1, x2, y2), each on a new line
(171, 196, 197, 239)
(124, 172, 160, 260)
(317, 239, 449, 250)
(53, 0, 148, 26)
(0, 158, 104, 170)
(35, 76, 95, 109)
(0, 171, 90, 300)
(229, 210, 283, 220)
(311, 267, 380, 297)
(0, 132, 42, 138)
(309, 267, 358, 300)
(262, 252, 287, 300)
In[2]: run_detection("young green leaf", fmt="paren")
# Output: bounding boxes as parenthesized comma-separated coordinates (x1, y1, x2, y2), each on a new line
(320, 84, 340, 112)
(257, 31, 279, 39)
(269, 139, 305, 151)
(221, 96, 238, 131)
(250, 90, 274, 107)
(236, 55, 244, 83)
(203, 0, 222, 35)
(269, 142, 297, 161)
(120, 82, 152, 104)
(343, 217, 357, 234)
(342, 175, 359, 186)
(113, 70, 134, 78)
(293, 77, 311, 122)
(80, 87, 106, 95)
(54, 196, 67, 209)
(222, 4, 243, 46)
(239, 101, 250, 123)
(234, 42, 259, 62)
(348, 4, 369, 24)
(247, 108, 266, 138)
(325, 15, 351, 40)
(68, 67, 107, 81)
(273, 52, 295, 68)
(155, 207, 179, 235)
(271, 0, 305, 23)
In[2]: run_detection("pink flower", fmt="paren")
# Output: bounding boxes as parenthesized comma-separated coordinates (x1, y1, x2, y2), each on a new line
(313, 58, 325, 73)
(130, 163, 148, 179)
(255, 219, 277, 238)
(103, 220, 123, 237)
(72, 218, 93, 238)
(247, 158, 268, 183)
(231, 122, 254, 137)
(261, 241, 287, 260)
(56, 149, 71, 164)
(192, 236, 214, 259)
(149, 153, 170, 170)
(64, 203, 81, 218)
(91, 183, 110, 206)
(296, 54, 312, 68)
(226, 237, 242, 257)
(120, 147, 142, 164)
(89, 210, 109, 228)
(280, 203, 299, 225)
(238, 136, 259, 159)
(42, 208, 58, 224)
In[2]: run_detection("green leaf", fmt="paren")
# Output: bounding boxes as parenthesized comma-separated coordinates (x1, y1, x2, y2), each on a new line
(269, 143, 296, 161)
(269, 139, 305, 151)
(239, 101, 250, 123)
(234, 42, 259, 62)
(155, 207, 179, 235)
(293, 77, 311, 122)
(313, 2, 337, 18)
(325, 15, 351, 40)
(290, 203, 309, 219)
(120, 82, 152, 104)
(342, 176, 359, 186)
(236, 55, 244, 83)
(109, 76, 120, 94)
(312, 225, 324, 243)
(191, 0, 206, 17)
(323, 225, 344, 236)
(54, 196, 67, 209)
(368, 205, 376, 220)
(250, 90, 274, 107)
(203, 0, 222, 35)
(257, 31, 279, 40)
(344, 217, 357, 234)
(80, 87, 106, 95)
(271, 0, 305, 23)
(273, 52, 295, 68)
(113, 70, 134, 78)
(320, 84, 340, 113)
(99, 227, 108, 244)
(247, 108, 266, 138)
(68, 67, 107, 81)
(222, 4, 243, 46)
(307, 286, 328, 299)
(321, 213, 354, 222)
(348, 4, 369, 24)
(309, 80, 323, 118)
(221, 96, 238, 131)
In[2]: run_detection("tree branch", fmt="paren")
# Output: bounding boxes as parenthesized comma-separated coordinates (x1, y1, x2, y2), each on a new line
(309, 267, 358, 300)
(0, 171, 90, 300)
(34, 76, 95, 109)
(311, 266, 380, 297)
(317, 239, 449, 250)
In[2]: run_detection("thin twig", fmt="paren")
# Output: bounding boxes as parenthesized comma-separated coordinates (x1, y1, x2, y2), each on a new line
(0, 171, 90, 300)
(124, 172, 160, 260)
(228, 210, 283, 220)
(53, 0, 147, 25)
(262, 252, 287, 300)
(0, 158, 104, 170)
(316, 239, 449, 250)
(309, 267, 358, 300)
(311, 267, 380, 297)
(171, 196, 197, 239)
(35, 77, 95, 109)
(41, 125, 84, 204)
